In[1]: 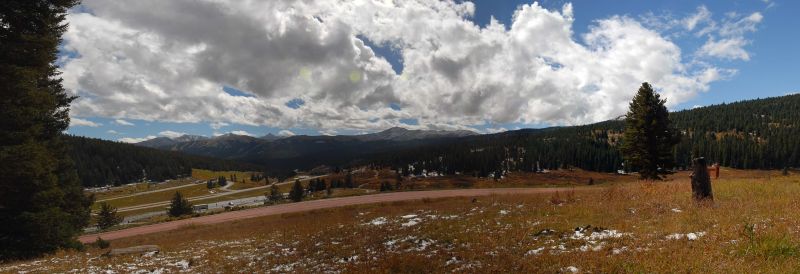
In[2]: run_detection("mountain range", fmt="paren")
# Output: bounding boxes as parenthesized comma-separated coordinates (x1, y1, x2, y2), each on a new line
(134, 127, 477, 173)
(70, 94, 800, 185)
(138, 127, 476, 149)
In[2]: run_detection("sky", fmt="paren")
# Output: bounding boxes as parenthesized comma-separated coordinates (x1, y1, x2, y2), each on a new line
(60, 0, 798, 142)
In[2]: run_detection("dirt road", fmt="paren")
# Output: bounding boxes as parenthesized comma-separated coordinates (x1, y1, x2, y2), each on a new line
(79, 187, 582, 243)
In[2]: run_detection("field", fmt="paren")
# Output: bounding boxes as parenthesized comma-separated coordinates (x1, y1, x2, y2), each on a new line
(89, 178, 198, 202)
(89, 169, 271, 213)
(190, 169, 268, 190)
(5, 169, 800, 273)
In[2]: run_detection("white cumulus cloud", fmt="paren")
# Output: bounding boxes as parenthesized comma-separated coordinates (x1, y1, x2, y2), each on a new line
(158, 130, 186, 139)
(114, 119, 134, 126)
(60, 1, 758, 132)
(278, 130, 295, 137)
(230, 130, 254, 137)
(70, 117, 101, 127)
(118, 135, 156, 143)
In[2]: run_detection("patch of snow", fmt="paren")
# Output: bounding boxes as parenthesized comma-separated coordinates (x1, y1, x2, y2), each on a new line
(666, 231, 706, 241)
(401, 218, 422, 227)
(172, 260, 190, 269)
(499, 210, 509, 215)
(401, 214, 418, 219)
(666, 233, 684, 240)
(525, 247, 545, 256)
(562, 266, 580, 273)
(671, 208, 683, 213)
(367, 217, 388, 226)
(445, 256, 459, 266)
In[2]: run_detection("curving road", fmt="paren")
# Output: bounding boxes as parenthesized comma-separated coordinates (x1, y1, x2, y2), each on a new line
(79, 187, 586, 243)
(114, 175, 327, 213)
(95, 180, 204, 203)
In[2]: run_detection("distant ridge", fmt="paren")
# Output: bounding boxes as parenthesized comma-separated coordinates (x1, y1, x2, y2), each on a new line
(353, 127, 477, 142)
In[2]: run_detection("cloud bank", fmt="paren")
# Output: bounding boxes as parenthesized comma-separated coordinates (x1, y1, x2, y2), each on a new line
(61, 1, 761, 132)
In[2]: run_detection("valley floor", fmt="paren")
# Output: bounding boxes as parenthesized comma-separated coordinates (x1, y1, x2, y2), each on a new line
(3, 170, 800, 273)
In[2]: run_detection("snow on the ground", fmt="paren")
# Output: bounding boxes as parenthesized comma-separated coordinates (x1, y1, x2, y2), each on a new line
(666, 231, 707, 241)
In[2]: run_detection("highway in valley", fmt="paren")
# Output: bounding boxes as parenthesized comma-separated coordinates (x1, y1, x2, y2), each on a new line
(108, 175, 326, 213)
(79, 187, 585, 243)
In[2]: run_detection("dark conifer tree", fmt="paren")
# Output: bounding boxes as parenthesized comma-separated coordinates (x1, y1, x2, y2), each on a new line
(325, 182, 332, 196)
(345, 172, 355, 188)
(96, 202, 122, 230)
(289, 179, 304, 202)
(306, 179, 316, 193)
(267, 184, 282, 204)
(0, 0, 93, 260)
(620, 83, 679, 180)
(168, 192, 192, 217)
(395, 170, 403, 190)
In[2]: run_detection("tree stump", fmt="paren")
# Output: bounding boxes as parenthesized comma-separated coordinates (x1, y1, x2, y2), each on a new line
(691, 157, 713, 201)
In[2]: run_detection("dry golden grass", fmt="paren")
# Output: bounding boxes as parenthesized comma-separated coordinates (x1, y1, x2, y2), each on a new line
(89, 178, 196, 201)
(6, 170, 800, 273)
(340, 168, 633, 191)
(92, 169, 270, 212)
(191, 169, 266, 190)
(96, 183, 213, 210)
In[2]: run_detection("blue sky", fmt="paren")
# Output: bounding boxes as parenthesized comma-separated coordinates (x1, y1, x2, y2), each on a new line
(63, 0, 796, 141)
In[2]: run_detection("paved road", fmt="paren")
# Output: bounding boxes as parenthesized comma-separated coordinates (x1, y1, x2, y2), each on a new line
(120, 196, 269, 223)
(95, 180, 204, 203)
(115, 175, 327, 213)
(79, 187, 584, 243)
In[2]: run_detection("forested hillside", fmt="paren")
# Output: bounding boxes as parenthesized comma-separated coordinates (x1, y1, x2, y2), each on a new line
(370, 94, 800, 176)
(118, 94, 800, 178)
(66, 136, 260, 187)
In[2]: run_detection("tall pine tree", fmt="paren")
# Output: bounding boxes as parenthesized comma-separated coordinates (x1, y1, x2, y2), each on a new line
(620, 83, 679, 180)
(168, 192, 192, 217)
(289, 179, 304, 202)
(0, 0, 93, 260)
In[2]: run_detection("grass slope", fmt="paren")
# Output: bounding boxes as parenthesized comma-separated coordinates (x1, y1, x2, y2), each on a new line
(6, 170, 800, 272)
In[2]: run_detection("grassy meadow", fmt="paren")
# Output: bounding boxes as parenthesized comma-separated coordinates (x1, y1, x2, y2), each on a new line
(5, 169, 800, 273)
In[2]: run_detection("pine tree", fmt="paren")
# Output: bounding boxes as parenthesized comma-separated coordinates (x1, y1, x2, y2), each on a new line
(316, 179, 326, 192)
(289, 179, 304, 202)
(96, 202, 122, 230)
(206, 180, 215, 189)
(395, 170, 403, 190)
(620, 83, 680, 180)
(217, 176, 227, 187)
(306, 179, 316, 193)
(325, 182, 332, 197)
(168, 192, 193, 217)
(345, 172, 355, 188)
(267, 184, 282, 204)
(0, 0, 93, 260)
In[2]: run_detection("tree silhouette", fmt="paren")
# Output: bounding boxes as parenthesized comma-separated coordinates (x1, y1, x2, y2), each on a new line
(168, 192, 193, 217)
(96, 203, 122, 230)
(621, 83, 679, 180)
(289, 179, 304, 202)
(0, 0, 93, 260)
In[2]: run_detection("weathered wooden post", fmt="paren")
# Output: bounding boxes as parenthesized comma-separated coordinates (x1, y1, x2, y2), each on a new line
(712, 163, 720, 179)
(691, 157, 713, 201)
